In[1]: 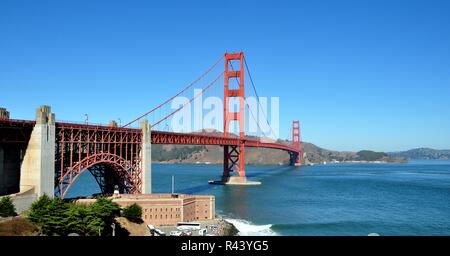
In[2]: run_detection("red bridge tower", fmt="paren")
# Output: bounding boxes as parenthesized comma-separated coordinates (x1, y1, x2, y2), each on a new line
(222, 52, 247, 183)
(290, 120, 302, 166)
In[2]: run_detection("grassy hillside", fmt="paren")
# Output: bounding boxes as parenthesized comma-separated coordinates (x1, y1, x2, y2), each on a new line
(151, 141, 405, 164)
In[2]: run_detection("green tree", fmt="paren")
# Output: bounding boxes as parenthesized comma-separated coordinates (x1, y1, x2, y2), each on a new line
(65, 204, 100, 236)
(122, 203, 142, 223)
(28, 195, 70, 236)
(0, 196, 17, 217)
(27, 194, 52, 225)
(28, 196, 121, 236)
(89, 198, 120, 235)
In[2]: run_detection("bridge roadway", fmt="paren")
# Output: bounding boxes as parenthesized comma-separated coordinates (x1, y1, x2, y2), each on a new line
(0, 119, 299, 153)
(1, 113, 300, 199)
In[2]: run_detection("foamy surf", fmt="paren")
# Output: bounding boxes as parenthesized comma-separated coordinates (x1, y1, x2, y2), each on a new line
(225, 218, 278, 236)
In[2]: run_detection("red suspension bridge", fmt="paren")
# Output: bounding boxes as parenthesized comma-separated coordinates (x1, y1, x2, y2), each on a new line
(0, 52, 301, 198)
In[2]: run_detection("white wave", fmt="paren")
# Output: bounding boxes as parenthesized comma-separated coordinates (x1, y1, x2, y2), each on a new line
(225, 218, 278, 236)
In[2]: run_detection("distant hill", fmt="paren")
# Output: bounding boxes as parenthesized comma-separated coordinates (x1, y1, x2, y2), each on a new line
(389, 148, 450, 160)
(151, 140, 405, 164)
(356, 150, 387, 161)
(293, 144, 404, 164)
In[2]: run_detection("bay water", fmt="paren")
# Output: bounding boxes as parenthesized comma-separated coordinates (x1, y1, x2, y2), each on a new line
(67, 160, 450, 236)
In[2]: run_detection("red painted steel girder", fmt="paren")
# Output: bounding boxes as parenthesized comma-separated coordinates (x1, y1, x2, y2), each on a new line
(4, 118, 301, 198)
(0, 119, 35, 144)
(150, 132, 300, 153)
(55, 123, 142, 198)
(2, 119, 300, 154)
(58, 152, 137, 198)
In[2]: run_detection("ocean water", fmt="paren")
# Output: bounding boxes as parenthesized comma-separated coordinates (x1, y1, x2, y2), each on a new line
(67, 160, 450, 236)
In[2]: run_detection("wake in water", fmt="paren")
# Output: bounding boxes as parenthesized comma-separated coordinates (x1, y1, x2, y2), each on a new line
(225, 218, 278, 236)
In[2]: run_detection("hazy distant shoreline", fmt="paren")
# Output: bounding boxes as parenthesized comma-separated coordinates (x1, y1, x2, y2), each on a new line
(150, 143, 421, 165)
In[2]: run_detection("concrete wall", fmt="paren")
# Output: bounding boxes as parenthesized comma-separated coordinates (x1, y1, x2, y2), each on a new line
(140, 120, 152, 194)
(0, 108, 9, 119)
(77, 194, 215, 226)
(194, 196, 215, 220)
(20, 106, 55, 197)
(1, 186, 37, 214)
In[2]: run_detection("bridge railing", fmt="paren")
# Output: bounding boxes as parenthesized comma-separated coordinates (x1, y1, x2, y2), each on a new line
(0, 118, 36, 126)
(55, 119, 141, 131)
(56, 119, 108, 126)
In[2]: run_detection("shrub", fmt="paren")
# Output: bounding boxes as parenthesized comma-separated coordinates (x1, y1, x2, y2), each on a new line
(66, 204, 99, 236)
(89, 198, 121, 235)
(0, 196, 17, 217)
(27, 194, 70, 235)
(122, 203, 142, 223)
(27, 196, 121, 236)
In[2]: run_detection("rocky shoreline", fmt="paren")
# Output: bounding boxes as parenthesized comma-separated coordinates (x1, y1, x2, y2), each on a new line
(217, 218, 239, 236)
(156, 217, 239, 236)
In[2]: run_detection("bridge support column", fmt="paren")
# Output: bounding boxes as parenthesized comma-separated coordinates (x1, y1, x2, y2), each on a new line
(20, 105, 56, 197)
(221, 142, 255, 184)
(140, 120, 152, 194)
(211, 51, 259, 185)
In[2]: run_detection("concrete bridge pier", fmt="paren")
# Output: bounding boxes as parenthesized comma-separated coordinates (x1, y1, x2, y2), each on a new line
(140, 120, 152, 194)
(19, 105, 55, 197)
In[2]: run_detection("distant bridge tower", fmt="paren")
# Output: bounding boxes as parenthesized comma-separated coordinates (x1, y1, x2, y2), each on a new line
(290, 120, 302, 166)
(222, 52, 247, 183)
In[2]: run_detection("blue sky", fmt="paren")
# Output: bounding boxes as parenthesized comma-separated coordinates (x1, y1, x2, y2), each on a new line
(1, 0, 449, 151)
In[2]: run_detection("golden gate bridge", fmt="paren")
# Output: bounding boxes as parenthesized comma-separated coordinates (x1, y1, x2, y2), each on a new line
(0, 52, 301, 198)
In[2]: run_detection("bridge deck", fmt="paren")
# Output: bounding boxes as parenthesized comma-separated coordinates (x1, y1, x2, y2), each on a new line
(0, 119, 299, 153)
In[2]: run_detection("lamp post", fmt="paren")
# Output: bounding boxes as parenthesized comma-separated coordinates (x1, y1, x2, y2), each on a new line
(172, 175, 175, 194)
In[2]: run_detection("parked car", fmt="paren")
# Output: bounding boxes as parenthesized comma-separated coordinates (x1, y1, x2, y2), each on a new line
(198, 228, 207, 236)
(154, 228, 166, 236)
(170, 230, 182, 236)
(180, 230, 192, 236)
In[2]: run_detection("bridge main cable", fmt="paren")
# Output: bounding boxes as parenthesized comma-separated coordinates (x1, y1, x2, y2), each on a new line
(244, 56, 278, 139)
(229, 61, 268, 138)
(151, 71, 224, 128)
(122, 55, 224, 128)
